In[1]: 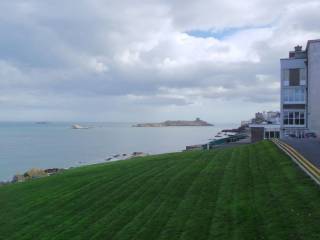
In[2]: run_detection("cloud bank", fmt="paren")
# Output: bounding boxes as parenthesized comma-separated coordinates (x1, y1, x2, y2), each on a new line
(0, 0, 319, 122)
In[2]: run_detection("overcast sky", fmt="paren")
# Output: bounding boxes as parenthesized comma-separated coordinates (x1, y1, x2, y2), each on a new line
(0, 0, 319, 123)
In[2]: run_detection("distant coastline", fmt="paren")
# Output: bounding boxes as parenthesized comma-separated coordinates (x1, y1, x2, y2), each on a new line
(133, 118, 213, 127)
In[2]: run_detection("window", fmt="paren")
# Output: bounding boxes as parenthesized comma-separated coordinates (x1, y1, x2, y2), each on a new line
(283, 87, 305, 103)
(289, 112, 294, 125)
(283, 112, 289, 125)
(283, 111, 305, 126)
(283, 70, 289, 86)
(264, 131, 280, 139)
(300, 68, 306, 85)
(300, 112, 305, 125)
(289, 69, 300, 86)
(295, 112, 299, 125)
(283, 68, 306, 86)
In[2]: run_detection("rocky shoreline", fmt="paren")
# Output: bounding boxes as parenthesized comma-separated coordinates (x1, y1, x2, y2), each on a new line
(0, 151, 148, 186)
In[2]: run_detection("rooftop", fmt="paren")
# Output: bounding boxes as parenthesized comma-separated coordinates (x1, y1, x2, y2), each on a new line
(306, 39, 320, 50)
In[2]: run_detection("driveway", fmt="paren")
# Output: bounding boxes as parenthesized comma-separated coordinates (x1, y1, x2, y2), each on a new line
(282, 137, 320, 169)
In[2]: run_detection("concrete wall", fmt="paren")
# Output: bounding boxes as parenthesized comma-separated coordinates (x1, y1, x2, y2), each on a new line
(280, 58, 306, 69)
(308, 42, 320, 135)
(251, 127, 264, 142)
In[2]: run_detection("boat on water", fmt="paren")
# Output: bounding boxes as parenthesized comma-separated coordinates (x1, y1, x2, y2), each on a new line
(214, 132, 223, 138)
(72, 124, 90, 129)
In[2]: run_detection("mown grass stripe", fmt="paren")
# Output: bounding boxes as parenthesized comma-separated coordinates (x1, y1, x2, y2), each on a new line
(82, 153, 199, 240)
(117, 152, 212, 240)
(253, 141, 305, 239)
(43, 154, 199, 240)
(87, 152, 206, 240)
(230, 145, 265, 239)
(155, 151, 225, 240)
(177, 149, 234, 240)
(265, 141, 320, 239)
(111, 151, 220, 240)
(9, 166, 162, 239)
(247, 144, 269, 239)
(207, 147, 240, 239)
(7, 154, 191, 240)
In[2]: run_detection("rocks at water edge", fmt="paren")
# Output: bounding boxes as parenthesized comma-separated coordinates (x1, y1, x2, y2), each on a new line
(105, 152, 148, 162)
(11, 168, 65, 183)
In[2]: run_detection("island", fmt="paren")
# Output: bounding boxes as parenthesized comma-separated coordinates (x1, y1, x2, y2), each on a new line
(132, 118, 213, 127)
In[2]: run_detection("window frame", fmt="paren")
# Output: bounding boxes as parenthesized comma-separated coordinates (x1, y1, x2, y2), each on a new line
(283, 110, 306, 126)
(283, 68, 306, 86)
(283, 86, 306, 103)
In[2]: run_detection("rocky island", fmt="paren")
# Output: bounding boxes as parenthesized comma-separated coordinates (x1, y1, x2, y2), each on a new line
(133, 118, 213, 127)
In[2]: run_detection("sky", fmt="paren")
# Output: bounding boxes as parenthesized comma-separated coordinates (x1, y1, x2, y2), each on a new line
(0, 0, 319, 123)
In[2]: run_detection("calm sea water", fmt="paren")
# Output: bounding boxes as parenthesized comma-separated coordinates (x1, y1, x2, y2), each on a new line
(0, 122, 237, 181)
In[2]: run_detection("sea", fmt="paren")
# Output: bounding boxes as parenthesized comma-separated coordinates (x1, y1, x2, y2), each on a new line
(0, 122, 237, 181)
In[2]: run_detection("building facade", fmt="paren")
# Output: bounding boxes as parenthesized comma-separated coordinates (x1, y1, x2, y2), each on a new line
(307, 40, 320, 135)
(280, 40, 320, 137)
(250, 124, 280, 142)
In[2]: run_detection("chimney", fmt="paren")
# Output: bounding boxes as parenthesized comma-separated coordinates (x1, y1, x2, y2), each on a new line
(294, 45, 302, 52)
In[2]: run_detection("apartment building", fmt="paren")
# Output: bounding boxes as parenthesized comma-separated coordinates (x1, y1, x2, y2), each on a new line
(280, 39, 320, 137)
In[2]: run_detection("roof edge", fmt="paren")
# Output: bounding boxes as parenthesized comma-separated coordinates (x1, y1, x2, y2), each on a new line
(306, 39, 320, 50)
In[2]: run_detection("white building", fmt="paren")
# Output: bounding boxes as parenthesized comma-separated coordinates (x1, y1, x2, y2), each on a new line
(280, 40, 320, 137)
(241, 120, 251, 126)
(266, 111, 280, 123)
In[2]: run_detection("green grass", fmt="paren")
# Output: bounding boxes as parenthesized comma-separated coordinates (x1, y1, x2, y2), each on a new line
(0, 141, 320, 240)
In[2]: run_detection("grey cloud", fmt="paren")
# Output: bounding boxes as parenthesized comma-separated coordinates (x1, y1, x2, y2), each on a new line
(0, 0, 319, 121)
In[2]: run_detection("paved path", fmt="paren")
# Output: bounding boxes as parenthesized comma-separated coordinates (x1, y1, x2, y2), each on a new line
(282, 138, 320, 169)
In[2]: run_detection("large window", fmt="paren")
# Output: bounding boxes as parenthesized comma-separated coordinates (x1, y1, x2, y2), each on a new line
(283, 87, 305, 103)
(264, 131, 280, 139)
(289, 69, 300, 86)
(300, 68, 306, 85)
(283, 68, 306, 86)
(283, 111, 305, 126)
(284, 70, 289, 86)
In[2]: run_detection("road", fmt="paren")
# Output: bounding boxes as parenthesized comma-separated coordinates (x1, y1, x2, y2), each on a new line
(282, 137, 320, 169)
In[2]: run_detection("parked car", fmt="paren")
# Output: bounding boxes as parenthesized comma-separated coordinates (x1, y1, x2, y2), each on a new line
(305, 132, 317, 138)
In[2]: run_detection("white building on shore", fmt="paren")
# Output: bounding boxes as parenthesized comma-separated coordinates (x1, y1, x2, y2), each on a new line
(280, 40, 320, 137)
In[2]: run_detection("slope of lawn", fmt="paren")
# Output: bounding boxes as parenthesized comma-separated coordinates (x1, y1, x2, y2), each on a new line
(0, 141, 320, 240)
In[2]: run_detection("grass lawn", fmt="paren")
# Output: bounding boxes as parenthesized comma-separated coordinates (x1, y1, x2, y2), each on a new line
(0, 141, 320, 240)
